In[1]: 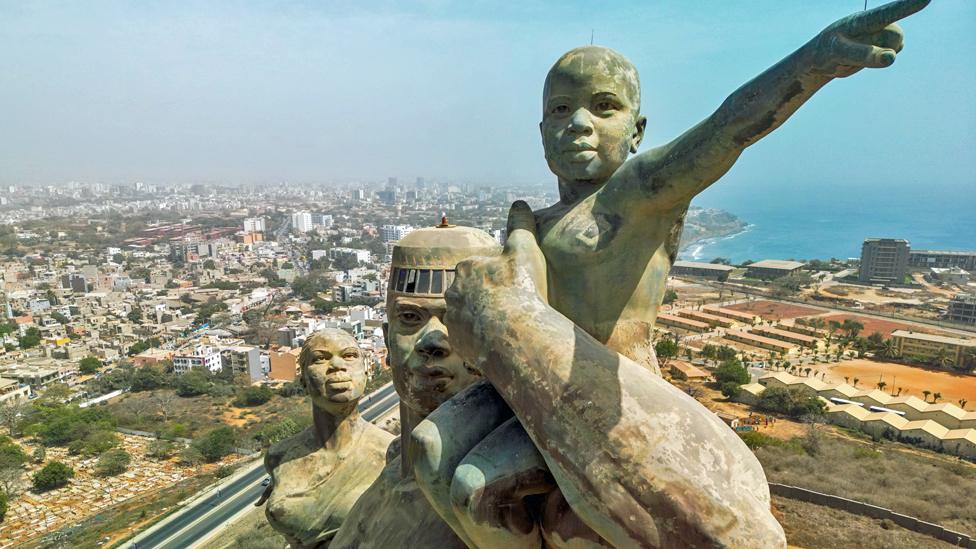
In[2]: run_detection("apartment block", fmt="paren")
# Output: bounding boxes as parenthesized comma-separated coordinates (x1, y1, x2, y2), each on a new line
(859, 238, 910, 283)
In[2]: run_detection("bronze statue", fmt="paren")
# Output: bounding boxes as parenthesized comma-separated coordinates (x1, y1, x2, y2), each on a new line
(259, 329, 393, 548)
(328, 223, 501, 548)
(412, 1, 930, 547)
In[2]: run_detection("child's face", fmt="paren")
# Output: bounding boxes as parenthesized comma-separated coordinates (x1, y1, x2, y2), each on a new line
(541, 48, 645, 187)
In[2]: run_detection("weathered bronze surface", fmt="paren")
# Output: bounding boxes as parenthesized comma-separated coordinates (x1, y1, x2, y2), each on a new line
(259, 329, 393, 548)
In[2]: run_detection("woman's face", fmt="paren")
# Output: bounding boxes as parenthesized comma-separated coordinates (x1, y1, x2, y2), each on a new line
(302, 331, 368, 415)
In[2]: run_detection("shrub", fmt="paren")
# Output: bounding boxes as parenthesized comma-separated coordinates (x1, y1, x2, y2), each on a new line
(178, 446, 204, 465)
(233, 386, 273, 407)
(147, 440, 178, 459)
(258, 418, 302, 447)
(31, 446, 45, 463)
(756, 386, 826, 419)
(192, 426, 236, 462)
(95, 449, 131, 476)
(215, 465, 234, 478)
(32, 461, 74, 492)
(174, 370, 211, 397)
(0, 442, 28, 469)
(737, 431, 796, 450)
(720, 382, 741, 399)
(0, 490, 7, 522)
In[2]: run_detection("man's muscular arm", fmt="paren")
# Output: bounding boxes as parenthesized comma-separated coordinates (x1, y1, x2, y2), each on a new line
(433, 202, 785, 547)
(605, 0, 928, 213)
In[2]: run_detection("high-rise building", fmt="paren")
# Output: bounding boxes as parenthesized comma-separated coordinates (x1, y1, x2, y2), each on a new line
(311, 213, 334, 228)
(291, 212, 313, 233)
(243, 217, 266, 233)
(859, 238, 910, 284)
(381, 224, 415, 243)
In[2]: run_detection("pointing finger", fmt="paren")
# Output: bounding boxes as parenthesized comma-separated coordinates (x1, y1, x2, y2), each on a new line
(847, 0, 929, 36)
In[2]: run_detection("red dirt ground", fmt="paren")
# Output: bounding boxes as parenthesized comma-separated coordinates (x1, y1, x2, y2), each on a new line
(826, 359, 976, 409)
(819, 314, 940, 338)
(726, 300, 823, 321)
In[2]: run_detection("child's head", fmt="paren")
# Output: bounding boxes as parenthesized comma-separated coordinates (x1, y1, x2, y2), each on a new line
(541, 46, 646, 186)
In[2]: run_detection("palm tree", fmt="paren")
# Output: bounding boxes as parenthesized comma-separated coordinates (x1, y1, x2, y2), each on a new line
(922, 390, 931, 402)
(878, 339, 898, 360)
(852, 377, 860, 388)
(877, 381, 887, 392)
(844, 376, 850, 385)
(959, 399, 968, 410)
(895, 387, 903, 396)
(804, 367, 812, 377)
(932, 348, 953, 369)
(933, 392, 942, 403)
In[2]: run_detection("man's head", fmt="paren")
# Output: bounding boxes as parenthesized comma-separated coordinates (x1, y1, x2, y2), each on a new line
(300, 329, 366, 416)
(541, 46, 646, 187)
(384, 222, 501, 418)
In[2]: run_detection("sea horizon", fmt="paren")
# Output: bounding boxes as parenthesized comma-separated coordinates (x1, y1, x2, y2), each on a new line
(684, 182, 976, 264)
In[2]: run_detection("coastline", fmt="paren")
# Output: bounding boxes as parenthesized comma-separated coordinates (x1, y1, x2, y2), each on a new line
(679, 224, 753, 261)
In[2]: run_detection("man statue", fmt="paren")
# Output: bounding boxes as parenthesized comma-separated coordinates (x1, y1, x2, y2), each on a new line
(328, 221, 502, 548)
(412, 1, 930, 547)
(258, 329, 393, 548)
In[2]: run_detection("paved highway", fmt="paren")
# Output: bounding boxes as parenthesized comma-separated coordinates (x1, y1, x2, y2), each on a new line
(126, 383, 398, 549)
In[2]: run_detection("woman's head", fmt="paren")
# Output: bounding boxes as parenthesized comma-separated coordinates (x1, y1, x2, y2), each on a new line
(300, 329, 368, 415)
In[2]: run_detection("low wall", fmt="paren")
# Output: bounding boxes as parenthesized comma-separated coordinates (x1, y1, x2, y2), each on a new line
(769, 483, 976, 548)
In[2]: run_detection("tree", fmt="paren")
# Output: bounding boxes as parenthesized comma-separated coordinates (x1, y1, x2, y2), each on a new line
(932, 348, 953, 369)
(662, 289, 678, 305)
(32, 461, 74, 492)
(174, 370, 211, 397)
(755, 386, 826, 419)
(95, 449, 131, 476)
(192, 426, 236, 462)
(878, 339, 898, 359)
(203, 259, 217, 270)
(876, 381, 887, 393)
(233, 386, 274, 407)
(18, 327, 41, 349)
(127, 308, 143, 323)
(78, 356, 101, 375)
(31, 447, 45, 464)
(130, 365, 169, 392)
(720, 382, 741, 399)
(866, 331, 885, 350)
(0, 489, 7, 522)
(922, 390, 931, 402)
(932, 392, 942, 403)
(654, 338, 679, 370)
(50, 311, 70, 325)
(852, 377, 859, 388)
(841, 319, 864, 341)
(714, 359, 750, 386)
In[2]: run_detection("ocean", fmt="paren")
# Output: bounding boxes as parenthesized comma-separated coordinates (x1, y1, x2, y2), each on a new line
(682, 182, 976, 263)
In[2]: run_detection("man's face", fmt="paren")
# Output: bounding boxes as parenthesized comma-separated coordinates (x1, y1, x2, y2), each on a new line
(386, 295, 479, 417)
(302, 332, 367, 416)
(541, 53, 645, 186)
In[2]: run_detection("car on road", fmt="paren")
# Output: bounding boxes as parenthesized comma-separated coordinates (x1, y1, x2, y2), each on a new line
(261, 477, 271, 486)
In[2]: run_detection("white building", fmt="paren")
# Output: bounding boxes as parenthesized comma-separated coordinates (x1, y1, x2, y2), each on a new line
(328, 247, 372, 265)
(172, 345, 222, 375)
(380, 224, 414, 243)
(243, 217, 266, 233)
(291, 212, 314, 233)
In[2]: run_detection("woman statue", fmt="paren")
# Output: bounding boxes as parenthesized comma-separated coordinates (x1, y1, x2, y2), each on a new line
(259, 329, 394, 547)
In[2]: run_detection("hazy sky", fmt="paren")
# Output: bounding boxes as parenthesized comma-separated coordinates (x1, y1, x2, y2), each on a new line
(1, 1, 974, 198)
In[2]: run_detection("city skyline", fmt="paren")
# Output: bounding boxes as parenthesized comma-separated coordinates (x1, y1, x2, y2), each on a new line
(1, 1, 974, 199)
